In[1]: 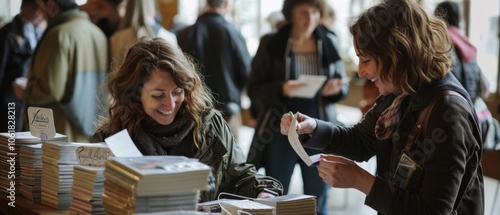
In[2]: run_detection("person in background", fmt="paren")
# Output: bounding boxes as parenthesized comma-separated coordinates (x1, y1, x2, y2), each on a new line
(246, 0, 348, 214)
(22, 0, 108, 142)
(92, 37, 282, 203)
(1, 0, 45, 132)
(110, 0, 177, 71)
(177, 0, 251, 139)
(434, 1, 496, 143)
(280, 0, 484, 214)
(80, 0, 124, 38)
(320, 3, 335, 31)
(266, 11, 286, 32)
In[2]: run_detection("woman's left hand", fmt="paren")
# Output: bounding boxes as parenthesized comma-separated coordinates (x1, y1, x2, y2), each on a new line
(321, 78, 345, 96)
(317, 154, 375, 195)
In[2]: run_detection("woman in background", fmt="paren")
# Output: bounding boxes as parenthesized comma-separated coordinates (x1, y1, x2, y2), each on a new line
(246, 0, 348, 214)
(110, 0, 177, 70)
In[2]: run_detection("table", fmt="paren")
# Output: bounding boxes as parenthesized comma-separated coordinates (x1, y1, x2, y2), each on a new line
(0, 195, 68, 215)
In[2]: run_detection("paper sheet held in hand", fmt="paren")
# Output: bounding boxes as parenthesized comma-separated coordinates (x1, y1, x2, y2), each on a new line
(292, 75, 327, 98)
(287, 113, 321, 166)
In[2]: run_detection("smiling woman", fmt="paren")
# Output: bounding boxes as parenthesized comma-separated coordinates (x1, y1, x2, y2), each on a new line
(91, 37, 283, 203)
(140, 70, 185, 126)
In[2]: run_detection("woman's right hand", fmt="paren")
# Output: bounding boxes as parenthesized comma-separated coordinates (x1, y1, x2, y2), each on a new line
(280, 112, 317, 135)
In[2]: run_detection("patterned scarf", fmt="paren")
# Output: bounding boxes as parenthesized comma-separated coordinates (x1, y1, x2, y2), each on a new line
(375, 93, 408, 140)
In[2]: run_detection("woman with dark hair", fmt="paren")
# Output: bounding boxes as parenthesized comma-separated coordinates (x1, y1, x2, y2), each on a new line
(280, 0, 484, 214)
(247, 0, 348, 214)
(92, 37, 282, 202)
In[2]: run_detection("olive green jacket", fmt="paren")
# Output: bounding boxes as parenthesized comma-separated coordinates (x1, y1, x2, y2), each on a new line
(92, 110, 283, 201)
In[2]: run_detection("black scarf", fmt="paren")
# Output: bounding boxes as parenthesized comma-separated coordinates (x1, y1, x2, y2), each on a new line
(133, 114, 195, 155)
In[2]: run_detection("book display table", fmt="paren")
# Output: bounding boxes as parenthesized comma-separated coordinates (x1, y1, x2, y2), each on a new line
(0, 195, 69, 215)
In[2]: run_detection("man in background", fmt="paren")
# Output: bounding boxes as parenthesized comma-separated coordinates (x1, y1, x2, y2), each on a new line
(177, 0, 250, 139)
(0, 0, 45, 132)
(22, 0, 108, 142)
(80, 0, 124, 38)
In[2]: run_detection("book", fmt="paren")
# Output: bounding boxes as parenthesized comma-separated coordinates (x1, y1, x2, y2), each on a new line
(19, 144, 43, 203)
(104, 156, 210, 196)
(197, 199, 236, 213)
(41, 142, 111, 210)
(292, 75, 327, 98)
(0, 132, 66, 196)
(254, 193, 317, 215)
(102, 156, 210, 214)
(220, 200, 274, 215)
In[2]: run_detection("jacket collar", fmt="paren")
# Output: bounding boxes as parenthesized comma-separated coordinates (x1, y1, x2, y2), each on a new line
(10, 15, 25, 36)
(408, 72, 472, 111)
(267, 23, 341, 67)
(197, 12, 225, 23)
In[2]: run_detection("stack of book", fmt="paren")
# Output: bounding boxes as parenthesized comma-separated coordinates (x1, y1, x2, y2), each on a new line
(102, 156, 210, 214)
(220, 200, 274, 215)
(41, 141, 110, 210)
(70, 165, 105, 215)
(254, 193, 317, 215)
(0, 132, 67, 198)
(19, 144, 43, 203)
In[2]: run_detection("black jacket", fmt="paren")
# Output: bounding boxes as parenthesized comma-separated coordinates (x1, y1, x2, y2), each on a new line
(305, 73, 484, 215)
(0, 15, 35, 131)
(246, 24, 348, 168)
(177, 12, 250, 116)
(450, 48, 482, 102)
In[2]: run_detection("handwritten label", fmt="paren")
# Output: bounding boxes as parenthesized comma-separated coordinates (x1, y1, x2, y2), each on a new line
(27, 107, 56, 141)
(76, 146, 114, 167)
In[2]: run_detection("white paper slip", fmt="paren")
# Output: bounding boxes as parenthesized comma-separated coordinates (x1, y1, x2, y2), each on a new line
(287, 113, 321, 166)
(292, 75, 327, 98)
(104, 129, 143, 157)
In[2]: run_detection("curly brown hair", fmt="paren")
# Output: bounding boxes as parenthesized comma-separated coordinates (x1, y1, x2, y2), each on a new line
(349, 0, 453, 94)
(97, 37, 213, 147)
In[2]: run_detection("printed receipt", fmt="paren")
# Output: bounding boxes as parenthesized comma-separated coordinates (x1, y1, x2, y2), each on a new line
(287, 113, 321, 166)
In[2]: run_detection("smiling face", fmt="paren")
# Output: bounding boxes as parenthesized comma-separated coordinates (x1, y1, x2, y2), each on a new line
(355, 46, 396, 95)
(141, 69, 185, 125)
(292, 3, 321, 34)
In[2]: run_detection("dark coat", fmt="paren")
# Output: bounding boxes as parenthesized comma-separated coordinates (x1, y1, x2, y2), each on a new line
(304, 73, 484, 215)
(246, 24, 349, 168)
(450, 48, 482, 102)
(0, 15, 35, 132)
(177, 12, 250, 116)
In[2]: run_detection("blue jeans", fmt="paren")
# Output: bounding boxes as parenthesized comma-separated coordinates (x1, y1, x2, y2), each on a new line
(263, 133, 330, 215)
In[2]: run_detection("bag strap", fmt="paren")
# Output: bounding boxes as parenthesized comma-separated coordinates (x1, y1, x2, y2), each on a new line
(404, 90, 453, 153)
(404, 90, 480, 214)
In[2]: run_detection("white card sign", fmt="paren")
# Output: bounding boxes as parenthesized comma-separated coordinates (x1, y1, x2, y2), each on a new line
(27, 107, 56, 141)
(76, 145, 114, 167)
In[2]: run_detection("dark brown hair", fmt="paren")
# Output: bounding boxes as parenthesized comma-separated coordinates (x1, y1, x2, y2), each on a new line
(350, 0, 453, 94)
(282, 0, 327, 21)
(98, 38, 213, 147)
(434, 1, 461, 27)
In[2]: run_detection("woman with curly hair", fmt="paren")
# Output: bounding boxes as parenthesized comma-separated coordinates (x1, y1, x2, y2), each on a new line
(92, 37, 282, 203)
(280, 0, 484, 214)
